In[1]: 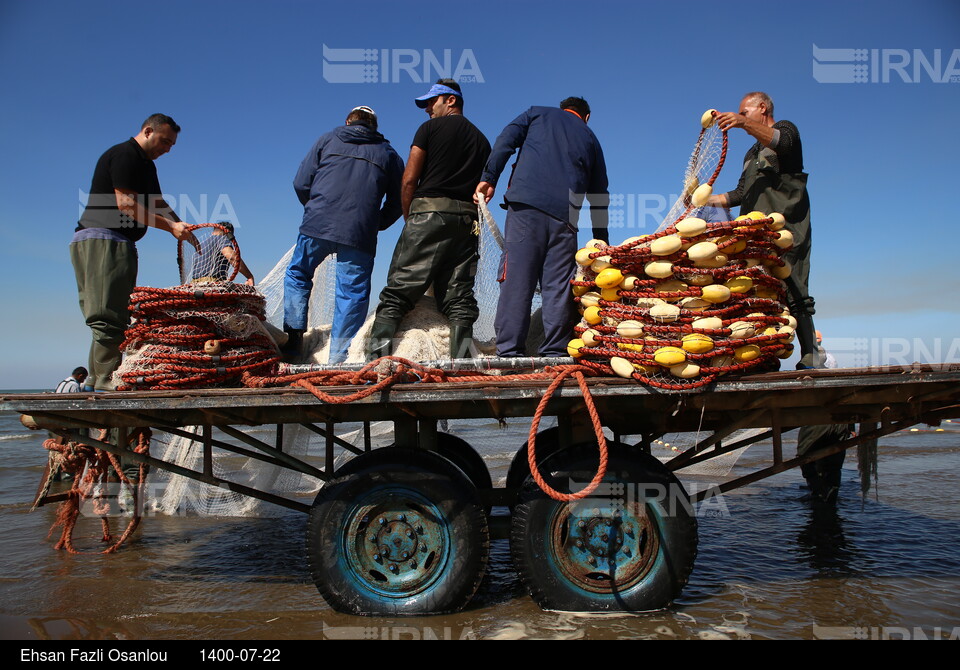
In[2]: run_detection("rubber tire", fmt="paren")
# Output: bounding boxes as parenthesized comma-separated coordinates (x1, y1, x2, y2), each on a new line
(505, 426, 565, 492)
(341, 436, 492, 491)
(433, 433, 493, 491)
(511, 444, 698, 612)
(307, 447, 489, 616)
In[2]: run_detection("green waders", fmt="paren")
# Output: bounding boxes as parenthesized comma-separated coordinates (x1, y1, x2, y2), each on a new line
(369, 197, 480, 361)
(70, 238, 138, 391)
(739, 151, 819, 368)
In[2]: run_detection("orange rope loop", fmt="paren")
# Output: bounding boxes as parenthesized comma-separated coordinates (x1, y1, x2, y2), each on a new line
(525, 365, 609, 502)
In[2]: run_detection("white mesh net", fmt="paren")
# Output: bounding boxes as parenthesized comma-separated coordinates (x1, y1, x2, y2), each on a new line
(178, 223, 242, 285)
(660, 120, 732, 231)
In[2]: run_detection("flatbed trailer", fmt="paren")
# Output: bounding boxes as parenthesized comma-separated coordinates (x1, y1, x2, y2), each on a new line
(3, 363, 958, 615)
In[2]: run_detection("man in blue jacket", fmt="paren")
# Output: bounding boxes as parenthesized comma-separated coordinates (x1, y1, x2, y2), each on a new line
(284, 106, 404, 363)
(476, 97, 609, 357)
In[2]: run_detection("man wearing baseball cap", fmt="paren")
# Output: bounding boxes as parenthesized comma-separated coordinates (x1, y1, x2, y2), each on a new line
(368, 79, 491, 360)
(284, 105, 404, 364)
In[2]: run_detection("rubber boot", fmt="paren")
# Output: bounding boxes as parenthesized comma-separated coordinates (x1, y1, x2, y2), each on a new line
(367, 319, 397, 362)
(794, 312, 821, 369)
(449, 323, 474, 360)
(280, 328, 304, 361)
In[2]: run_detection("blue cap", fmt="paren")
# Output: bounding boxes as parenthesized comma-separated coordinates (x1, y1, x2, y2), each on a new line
(414, 83, 462, 108)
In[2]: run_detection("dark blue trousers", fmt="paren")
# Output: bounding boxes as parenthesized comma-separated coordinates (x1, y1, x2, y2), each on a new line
(495, 204, 577, 357)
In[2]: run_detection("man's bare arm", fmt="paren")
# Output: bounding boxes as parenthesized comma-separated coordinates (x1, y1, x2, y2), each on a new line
(714, 112, 775, 147)
(115, 188, 198, 249)
(401, 146, 426, 220)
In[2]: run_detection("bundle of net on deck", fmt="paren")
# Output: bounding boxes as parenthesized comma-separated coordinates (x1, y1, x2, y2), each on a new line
(113, 223, 280, 391)
(567, 209, 798, 390)
(561, 108, 798, 390)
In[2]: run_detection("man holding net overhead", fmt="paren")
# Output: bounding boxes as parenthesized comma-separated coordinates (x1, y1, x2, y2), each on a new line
(706, 92, 819, 369)
(284, 106, 404, 364)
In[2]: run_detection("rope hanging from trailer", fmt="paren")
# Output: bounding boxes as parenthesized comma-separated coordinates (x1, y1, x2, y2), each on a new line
(43, 428, 151, 554)
(245, 358, 610, 501)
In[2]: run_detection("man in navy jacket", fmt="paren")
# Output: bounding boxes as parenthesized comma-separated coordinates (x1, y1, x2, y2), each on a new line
(476, 97, 609, 357)
(284, 106, 404, 363)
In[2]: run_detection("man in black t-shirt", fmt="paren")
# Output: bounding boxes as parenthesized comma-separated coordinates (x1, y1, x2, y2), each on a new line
(708, 92, 819, 369)
(71, 114, 198, 391)
(369, 80, 491, 359)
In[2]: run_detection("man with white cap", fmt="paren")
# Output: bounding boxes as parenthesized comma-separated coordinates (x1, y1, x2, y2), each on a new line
(368, 79, 491, 359)
(284, 105, 404, 363)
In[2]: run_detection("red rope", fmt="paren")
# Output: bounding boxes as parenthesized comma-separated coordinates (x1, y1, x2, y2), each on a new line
(525, 366, 608, 502)
(45, 429, 150, 554)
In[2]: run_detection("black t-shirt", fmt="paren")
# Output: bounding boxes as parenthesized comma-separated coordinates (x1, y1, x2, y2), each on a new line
(77, 138, 163, 242)
(411, 115, 490, 202)
(725, 121, 804, 208)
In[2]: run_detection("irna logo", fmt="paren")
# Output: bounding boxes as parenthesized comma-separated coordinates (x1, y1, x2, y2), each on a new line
(322, 45, 484, 84)
(812, 44, 960, 83)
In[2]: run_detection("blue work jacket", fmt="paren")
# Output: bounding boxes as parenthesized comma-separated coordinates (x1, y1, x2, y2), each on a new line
(294, 124, 404, 255)
(481, 106, 609, 226)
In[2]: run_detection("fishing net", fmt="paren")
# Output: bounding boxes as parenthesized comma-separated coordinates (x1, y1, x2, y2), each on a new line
(178, 222, 242, 284)
(568, 110, 797, 390)
(126, 112, 781, 515)
(114, 282, 279, 390)
(660, 109, 732, 231)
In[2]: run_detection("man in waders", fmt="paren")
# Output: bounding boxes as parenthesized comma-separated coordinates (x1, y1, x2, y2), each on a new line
(72, 114, 198, 392)
(707, 92, 820, 369)
(475, 97, 609, 357)
(368, 80, 491, 360)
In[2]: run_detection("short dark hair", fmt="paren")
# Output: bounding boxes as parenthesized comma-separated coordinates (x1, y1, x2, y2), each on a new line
(215, 221, 235, 235)
(72, 366, 88, 378)
(346, 107, 378, 131)
(436, 78, 463, 109)
(142, 113, 181, 134)
(560, 97, 590, 118)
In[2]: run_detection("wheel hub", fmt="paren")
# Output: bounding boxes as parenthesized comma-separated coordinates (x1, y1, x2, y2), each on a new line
(342, 490, 449, 598)
(551, 501, 659, 593)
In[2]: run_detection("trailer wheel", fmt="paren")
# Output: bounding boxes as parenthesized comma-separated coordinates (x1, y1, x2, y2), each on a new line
(505, 426, 563, 493)
(307, 448, 489, 615)
(511, 444, 697, 612)
(433, 433, 493, 491)
(358, 435, 492, 491)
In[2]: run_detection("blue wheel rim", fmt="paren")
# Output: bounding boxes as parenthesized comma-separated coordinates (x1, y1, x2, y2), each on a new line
(339, 486, 452, 600)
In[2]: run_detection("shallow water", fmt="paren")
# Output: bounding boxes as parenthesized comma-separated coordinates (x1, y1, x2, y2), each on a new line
(1, 405, 958, 641)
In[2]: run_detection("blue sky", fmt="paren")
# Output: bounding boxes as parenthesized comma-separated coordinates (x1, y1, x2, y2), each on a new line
(1, 0, 958, 388)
